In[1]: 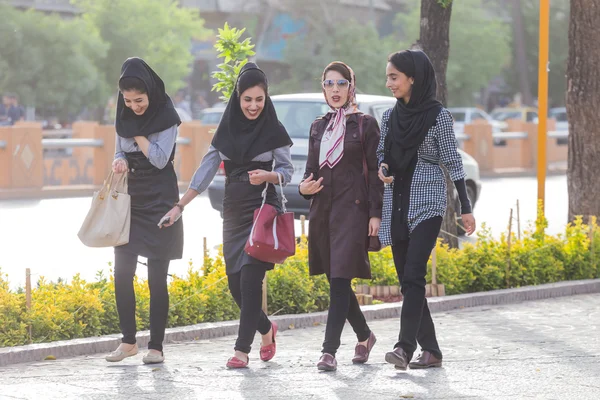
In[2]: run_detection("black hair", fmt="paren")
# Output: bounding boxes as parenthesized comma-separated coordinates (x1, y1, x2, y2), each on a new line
(388, 51, 416, 78)
(118, 76, 147, 94)
(236, 70, 268, 97)
(322, 62, 352, 82)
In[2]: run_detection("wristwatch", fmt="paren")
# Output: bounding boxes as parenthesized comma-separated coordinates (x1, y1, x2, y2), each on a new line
(174, 203, 184, 213)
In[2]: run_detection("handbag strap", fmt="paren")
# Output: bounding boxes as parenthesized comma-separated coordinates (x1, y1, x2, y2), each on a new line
(260, 172, 288, 213)
(99, 170, 128, 199)
(250, 173, 287, 247)
(112, 172, 128, 193)
(98, 170, 114, 199)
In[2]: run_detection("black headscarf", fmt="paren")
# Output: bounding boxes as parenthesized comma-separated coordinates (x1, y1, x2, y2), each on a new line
(211, 62, 292, 164)
(385, 50, 443, 175)
(115, 57, 181, 138)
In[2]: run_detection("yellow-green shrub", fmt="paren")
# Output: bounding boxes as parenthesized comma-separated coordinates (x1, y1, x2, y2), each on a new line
(267, 237, 329, 315)
(168, 263, 208, 327)
(1, 215, 599, 347)
(27, 274, 104, 342)
(0, 271, 28, 346)
(89, 271, 119, 335)
(198, 250, 239, 322)
(365, 250, 398, 286)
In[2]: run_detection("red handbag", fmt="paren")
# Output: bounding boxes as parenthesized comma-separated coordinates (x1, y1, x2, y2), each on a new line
(245, 173, 296, 264)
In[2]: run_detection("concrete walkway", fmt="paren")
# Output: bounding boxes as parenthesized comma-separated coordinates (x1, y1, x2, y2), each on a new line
(1, 294, 599, 400)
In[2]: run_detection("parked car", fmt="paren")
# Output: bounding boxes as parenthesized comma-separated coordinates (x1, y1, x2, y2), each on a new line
(174, 107, 192, 122)
(491, 107, 538, 131)
(208, 93, 482, 219)
(447, 107, 502, 133)
(200, 107, 225, 125)
(549, 107, 568, 132)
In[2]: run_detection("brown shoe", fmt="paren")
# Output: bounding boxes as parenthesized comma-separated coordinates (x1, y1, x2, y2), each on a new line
(352, 332, 377, 364)
(384, 347, 409, 370)
(317, 353, 337, 371)
(409, 351, 442, 369)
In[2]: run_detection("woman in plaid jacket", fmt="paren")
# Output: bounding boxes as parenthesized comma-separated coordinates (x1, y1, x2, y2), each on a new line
(377, 50, 476, 371)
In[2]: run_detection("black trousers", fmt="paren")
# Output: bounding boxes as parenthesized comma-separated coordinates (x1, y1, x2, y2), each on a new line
(114, 250, 170, 352)
(322, 278, 371, 356)
(392, 216, 443, 360)
(228, 264, 272, 354)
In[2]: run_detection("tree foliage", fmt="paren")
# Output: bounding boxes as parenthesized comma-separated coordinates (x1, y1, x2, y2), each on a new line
(504, 0, 570, 107)
(0, 1, 210, 119)
(275, 22, 397, 96)
(396, 0, 511, 106)
(74, 0, 210, 96)
(0, 6, 107, 118)
(211, 23, 256, 103)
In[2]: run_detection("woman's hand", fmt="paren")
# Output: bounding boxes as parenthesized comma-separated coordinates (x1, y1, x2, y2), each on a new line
(369, 217, 381, 237)
(299, 173, 324, 196)
(133, 136, 150, 157)
(378, 163, 394, 184)
(112, 158, 128, 174)
(248, 169, 272, 185)
(159, 206, 181, 229)
(461, 213, 476, 236)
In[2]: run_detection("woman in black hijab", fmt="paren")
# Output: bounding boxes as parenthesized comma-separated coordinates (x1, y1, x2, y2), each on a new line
(377, 50, 476, 370)
(161, 62, 293, 368)
(105, 57, 183, 365)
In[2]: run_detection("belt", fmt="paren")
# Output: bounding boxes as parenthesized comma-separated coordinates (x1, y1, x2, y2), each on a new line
(420, 155, 440, 165)
(129, 166, 160, 177)
(225, 174, 250, 184)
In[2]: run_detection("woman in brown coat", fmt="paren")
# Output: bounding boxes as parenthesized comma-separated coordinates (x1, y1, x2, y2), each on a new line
(300, 61, 384, 371)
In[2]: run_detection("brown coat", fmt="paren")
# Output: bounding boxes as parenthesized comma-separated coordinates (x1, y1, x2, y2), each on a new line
(303, 113, 384, 280)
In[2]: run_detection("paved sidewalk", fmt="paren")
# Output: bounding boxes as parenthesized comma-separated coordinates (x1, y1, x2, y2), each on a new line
(1, 294, 599, 400)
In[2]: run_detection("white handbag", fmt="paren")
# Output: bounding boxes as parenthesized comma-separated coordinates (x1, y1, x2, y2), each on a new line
(78, 170, 131, 248)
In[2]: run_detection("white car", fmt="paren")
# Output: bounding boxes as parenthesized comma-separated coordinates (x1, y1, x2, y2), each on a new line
(208, 93, 482, 218)
(174, 107, 192, 122)
(549, 107, 568, 132)
(447, 107, 502, 134)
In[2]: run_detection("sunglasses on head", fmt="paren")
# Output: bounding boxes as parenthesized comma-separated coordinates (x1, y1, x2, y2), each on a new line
(322, 79, 350, 89)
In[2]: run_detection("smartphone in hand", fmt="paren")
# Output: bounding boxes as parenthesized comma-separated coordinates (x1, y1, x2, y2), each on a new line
(157, 215, 170, 228)
(382, 166, 389, 177)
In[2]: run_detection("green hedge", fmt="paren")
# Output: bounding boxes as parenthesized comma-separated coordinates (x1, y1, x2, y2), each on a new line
(1, 213, 598, 347)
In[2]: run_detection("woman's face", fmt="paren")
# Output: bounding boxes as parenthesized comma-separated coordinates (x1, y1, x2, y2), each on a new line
(323, 70, 350, 109)
(240, 85, 266, 120)
(122, 90, 149, 115)
(386, 62, 414, 102)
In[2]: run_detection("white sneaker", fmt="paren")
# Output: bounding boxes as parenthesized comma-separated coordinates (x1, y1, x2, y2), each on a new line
(142, 350, 165, 364)
(105, 343, 139, 362)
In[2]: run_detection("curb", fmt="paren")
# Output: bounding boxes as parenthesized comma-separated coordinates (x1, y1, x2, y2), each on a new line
(1, 279, 599, 367)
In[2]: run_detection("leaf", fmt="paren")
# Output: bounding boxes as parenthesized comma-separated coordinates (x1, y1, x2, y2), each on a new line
(44, 355, 56, 360)
(211, 23, 256, 103)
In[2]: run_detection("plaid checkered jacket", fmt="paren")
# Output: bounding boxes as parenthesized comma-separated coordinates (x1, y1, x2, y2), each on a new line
(377, 108, 466, 247)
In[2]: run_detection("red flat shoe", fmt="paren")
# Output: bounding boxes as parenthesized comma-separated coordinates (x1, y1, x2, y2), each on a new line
(260, 322, 278, 362)
(226, 356, 249, 369)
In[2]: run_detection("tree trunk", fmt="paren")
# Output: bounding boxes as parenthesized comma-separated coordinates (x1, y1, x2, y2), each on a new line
(511, 0, 534, 106)
(417, 0, 452, 106)
(567, 0, 600, 223)
(417, 0, 459, 248)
